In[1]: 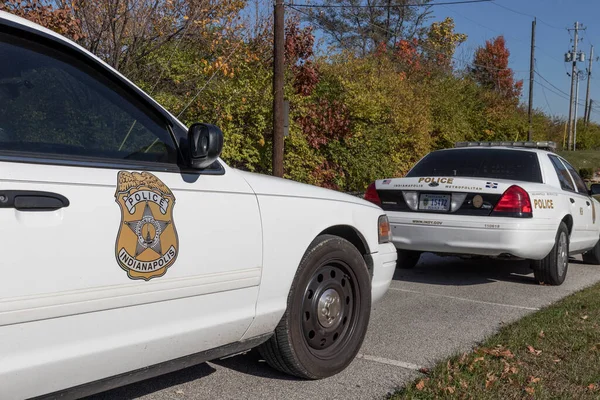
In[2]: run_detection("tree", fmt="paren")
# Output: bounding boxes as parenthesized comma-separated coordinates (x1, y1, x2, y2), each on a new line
(304, 0, 431, 55)
(470, 36, 523, 101)
(421, 17, 466, 73)
(0, 0, 82, 39)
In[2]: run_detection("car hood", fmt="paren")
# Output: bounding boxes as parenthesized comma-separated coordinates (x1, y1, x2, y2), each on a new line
(236, 169, 380, 209)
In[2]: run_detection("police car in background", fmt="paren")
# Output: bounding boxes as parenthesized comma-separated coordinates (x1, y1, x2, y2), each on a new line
(365, 141, 600, 286)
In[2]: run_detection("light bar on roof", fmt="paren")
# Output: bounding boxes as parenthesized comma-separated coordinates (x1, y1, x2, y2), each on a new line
(455, 141, 557, 151)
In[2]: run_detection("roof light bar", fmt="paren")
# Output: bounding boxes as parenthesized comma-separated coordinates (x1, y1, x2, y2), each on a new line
(454, 141, 557, 151)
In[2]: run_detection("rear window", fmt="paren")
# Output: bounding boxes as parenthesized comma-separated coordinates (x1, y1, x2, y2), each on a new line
(407, 149, 543, 183)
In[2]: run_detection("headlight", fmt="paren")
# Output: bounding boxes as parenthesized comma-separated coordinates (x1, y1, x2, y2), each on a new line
(378, 215, 391, 244)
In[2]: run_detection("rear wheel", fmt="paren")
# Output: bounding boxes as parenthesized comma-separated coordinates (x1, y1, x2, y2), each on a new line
(396, 250, 421, 269)
(532, 222, 569, 285)
(258, 234, 371, 379)
(582, 237, 600, 265)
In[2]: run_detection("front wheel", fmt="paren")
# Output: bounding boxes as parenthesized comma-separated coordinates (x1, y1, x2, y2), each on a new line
(396, 250, 421, 269)
(532, 222, 569, 285)
(258, 234, 371, 379)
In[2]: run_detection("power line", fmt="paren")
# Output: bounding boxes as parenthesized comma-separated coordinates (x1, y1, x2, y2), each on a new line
(287, 0, 493, 8)
(490, 2, 565, 31)
(441, 4, 563, 65)
(534, 67, 570, 98)
(538, 81, 554, 115)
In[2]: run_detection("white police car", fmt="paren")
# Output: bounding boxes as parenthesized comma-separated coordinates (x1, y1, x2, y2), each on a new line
(366, 141, 600, 286)
(0, 11, 397, 399)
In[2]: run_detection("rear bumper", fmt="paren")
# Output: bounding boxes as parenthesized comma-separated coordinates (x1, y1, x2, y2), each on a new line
(389, 213, 557, 260)
(369, 242, 397, 304)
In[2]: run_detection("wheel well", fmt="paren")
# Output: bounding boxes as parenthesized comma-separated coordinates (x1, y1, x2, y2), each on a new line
(318, 225, 370, 256)
(562, 215, 573, 236)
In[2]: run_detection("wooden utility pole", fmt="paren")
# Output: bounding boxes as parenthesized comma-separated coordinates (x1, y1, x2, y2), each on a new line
(528, 18, 536, 141)
(272, 0, 284, 177)
(588, 99, 594, 123)
(584, 44, 594, 124)
(567, 22, 583, 150)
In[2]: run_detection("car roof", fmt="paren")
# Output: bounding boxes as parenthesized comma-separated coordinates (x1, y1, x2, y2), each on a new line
(433, 146, 554, 155)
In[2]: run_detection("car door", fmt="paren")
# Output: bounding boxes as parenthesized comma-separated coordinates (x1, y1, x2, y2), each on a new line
(548, 154, 588, 251)
(0, 28, 261, 396)
(560, 157, 599, 248)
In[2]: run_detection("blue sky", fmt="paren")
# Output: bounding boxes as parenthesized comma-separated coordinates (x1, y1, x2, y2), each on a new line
(432, 0, 600, 122)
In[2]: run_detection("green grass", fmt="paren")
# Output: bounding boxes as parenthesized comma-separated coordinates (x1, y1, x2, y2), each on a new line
(557, 150, 600, 172)
(391, 282, 600, 399)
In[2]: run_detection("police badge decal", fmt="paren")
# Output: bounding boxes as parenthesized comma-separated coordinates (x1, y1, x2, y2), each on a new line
(115, 171, 179, 280)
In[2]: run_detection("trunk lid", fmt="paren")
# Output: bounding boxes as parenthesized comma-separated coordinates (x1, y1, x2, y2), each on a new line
(375, 176, 513, 216)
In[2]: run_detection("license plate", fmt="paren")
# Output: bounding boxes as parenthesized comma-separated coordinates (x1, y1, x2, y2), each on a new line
(419, 194, 450, 211)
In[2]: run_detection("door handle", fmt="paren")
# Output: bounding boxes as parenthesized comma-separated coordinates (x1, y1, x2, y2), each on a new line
(570, 198, 575, 204)
(0, 190, 69, 211)
(587, 201, 591, 206)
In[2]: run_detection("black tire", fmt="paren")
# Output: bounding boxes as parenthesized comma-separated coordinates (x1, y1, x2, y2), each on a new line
(258, 234, 371, 379)
(582, 237, 600, 265)
(396, 250, 421, 269)
(532, 222, 569, 285)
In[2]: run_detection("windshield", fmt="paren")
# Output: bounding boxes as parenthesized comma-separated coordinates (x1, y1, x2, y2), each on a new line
(406, 148, 543, 183)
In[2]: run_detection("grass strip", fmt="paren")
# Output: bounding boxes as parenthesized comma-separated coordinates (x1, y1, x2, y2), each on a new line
(391, 282, 600, 399)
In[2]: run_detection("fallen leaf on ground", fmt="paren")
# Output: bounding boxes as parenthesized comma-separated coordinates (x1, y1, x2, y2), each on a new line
(485, 373, 497, 389)
(525, 386, 535, 394)
(539, 330, 545, 338)
(473, 356, 485, 363)
(416, 380, 426, 391)
(553, 359, 561, 363)
(529, 376, 541, 384)
(588, 383, 598, 391)
(460, 379, 468, 389)
(582, 315, 589, 320)
(527, 345, 542, 355)
(481, 346, 514, 359)
(445, 386, 455, 394)
(418, 367, 430, 374)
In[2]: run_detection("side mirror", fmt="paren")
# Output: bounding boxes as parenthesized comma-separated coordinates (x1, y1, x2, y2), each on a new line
(187, 123, 223, 169)
(590, 183, 600, 196)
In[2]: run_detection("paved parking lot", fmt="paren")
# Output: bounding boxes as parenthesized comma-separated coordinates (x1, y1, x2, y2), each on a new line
(88, 254, 600, 400)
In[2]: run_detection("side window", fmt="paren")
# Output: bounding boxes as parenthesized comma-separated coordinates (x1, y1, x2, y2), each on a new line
(561, 158, 589, 193)
(549, 155, 576, 192)
(0, 33, 177, 165)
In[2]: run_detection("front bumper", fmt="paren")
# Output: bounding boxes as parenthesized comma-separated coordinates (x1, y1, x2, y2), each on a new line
(389, 213, 557, 260)
(369, 242, 397, 304)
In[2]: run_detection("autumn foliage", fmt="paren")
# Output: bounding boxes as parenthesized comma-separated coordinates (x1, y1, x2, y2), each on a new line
(471, 36, 523, 101)
(3, 4, 577, 191)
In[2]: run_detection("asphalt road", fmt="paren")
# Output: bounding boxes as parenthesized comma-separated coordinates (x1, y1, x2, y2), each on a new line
(88, 254, 600, 400)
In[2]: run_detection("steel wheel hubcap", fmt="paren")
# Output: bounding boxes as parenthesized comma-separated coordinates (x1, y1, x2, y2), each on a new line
(317, 288, 342, 328)
(557, 232, 567, 275)
(301, 263, 357, 354)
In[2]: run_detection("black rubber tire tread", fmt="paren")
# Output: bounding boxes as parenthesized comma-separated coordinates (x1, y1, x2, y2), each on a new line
(532, 222, 569, 286)
(396, 250, 421, 269)
(258, 234, 371, 379)
(582, 237, 600, 265)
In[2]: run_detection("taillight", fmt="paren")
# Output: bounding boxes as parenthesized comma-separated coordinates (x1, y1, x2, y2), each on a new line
(378, 215, 391, 243)
(492, 185, 532, 217)
(365, 182, 381, 205)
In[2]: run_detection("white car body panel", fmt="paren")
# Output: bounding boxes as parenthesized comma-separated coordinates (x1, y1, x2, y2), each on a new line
(0, 10, 396, 399)
(377, 147, 600, 261)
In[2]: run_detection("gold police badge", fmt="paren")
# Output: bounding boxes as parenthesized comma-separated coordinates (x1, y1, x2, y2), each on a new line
(115, 171, 178, 280)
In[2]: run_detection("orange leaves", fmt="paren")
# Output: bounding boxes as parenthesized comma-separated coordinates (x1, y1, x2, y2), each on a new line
(415, 379, 426, 391)
(525, 386, 535, 395)
(480, 345, 514, 359)
(526, 345, 542, 356)
(471, 35, 523, 101)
